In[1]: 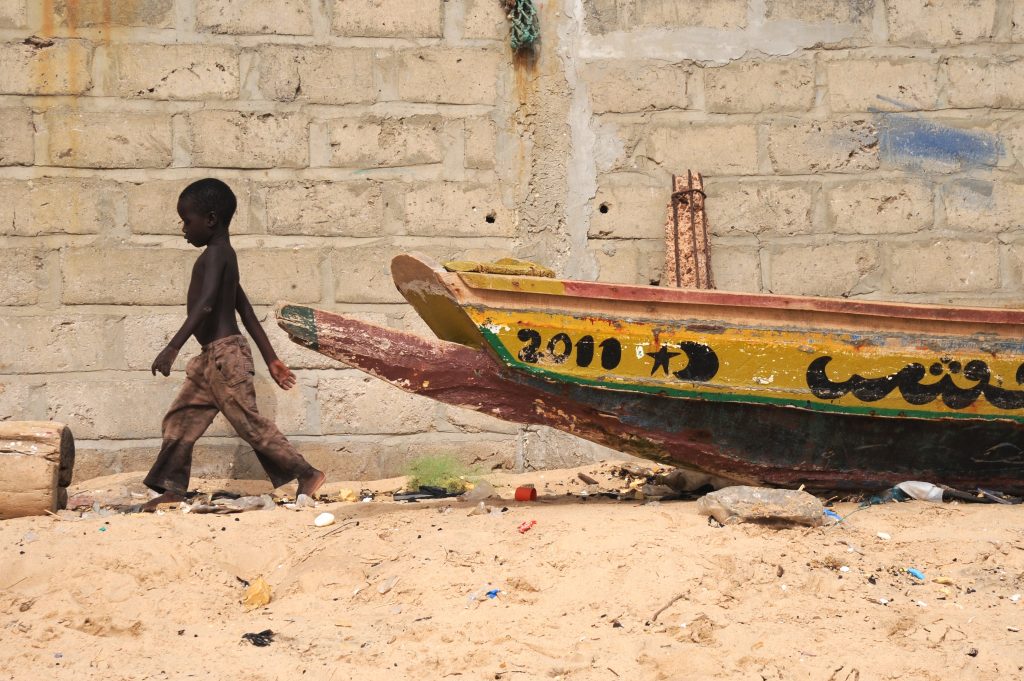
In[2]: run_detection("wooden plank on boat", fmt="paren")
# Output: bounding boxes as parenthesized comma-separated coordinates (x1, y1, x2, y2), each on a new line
(0, 421, 75, 520)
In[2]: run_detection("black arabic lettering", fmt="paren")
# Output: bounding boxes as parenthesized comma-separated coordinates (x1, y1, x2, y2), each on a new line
(806, 356, 1024, 411)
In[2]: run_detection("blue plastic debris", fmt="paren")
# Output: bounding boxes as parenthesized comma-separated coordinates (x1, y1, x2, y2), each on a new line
(907, 568, 926, 581)
(823, 509, 842, 522)
(485, 589, 501, 599)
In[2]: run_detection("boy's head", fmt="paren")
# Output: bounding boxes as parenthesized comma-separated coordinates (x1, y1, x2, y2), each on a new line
(178, 178, 237, 247)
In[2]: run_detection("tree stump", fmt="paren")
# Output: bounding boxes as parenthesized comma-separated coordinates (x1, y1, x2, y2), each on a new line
(0, 421, 75, 520)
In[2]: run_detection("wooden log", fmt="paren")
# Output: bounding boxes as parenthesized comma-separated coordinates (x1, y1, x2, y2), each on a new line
(0, 421, 75, 520)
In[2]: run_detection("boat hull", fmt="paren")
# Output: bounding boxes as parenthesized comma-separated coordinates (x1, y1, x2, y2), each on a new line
(277, 304, 1024, 492)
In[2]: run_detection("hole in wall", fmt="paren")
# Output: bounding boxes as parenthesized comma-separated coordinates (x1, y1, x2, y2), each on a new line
(485, 211, 496, 224)
(599, 202, 610, 214)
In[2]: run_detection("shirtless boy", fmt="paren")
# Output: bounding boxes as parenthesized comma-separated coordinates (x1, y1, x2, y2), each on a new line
(144, 178, 325, 508)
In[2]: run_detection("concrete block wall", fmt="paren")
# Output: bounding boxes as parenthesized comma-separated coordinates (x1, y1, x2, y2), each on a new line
(1, 0, 1022, 483)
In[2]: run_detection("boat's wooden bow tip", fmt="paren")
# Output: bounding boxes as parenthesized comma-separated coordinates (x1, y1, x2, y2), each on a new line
(275, 303, 319, 350)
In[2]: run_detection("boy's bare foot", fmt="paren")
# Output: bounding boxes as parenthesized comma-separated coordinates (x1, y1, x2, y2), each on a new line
(297, 469, 326, 498)
(141, 492, 186, 512)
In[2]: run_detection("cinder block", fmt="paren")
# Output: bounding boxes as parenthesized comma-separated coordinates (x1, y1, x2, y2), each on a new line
(295, 436, 517, 480)
(705, 59, 814, 114)
(827, 58, 939, 112)
(708, 245, 761, 292)
(236, 248, 322, 304)
(61, 248, 191, 305)
(943, 179, 1024, 233)
(767, 119, 878, 174)
(0, 315, 112, 373)
(46, 374, 180, 439)
(71, 443, 245, 483)
(465, 117, 496, 170)
(197, 0, 313, 35)
(45, 110, 172, 169)
(585, 0, 747, 33)
(257, 46, 376, 104)
(0, 108, 32, 166)
(645, 123, 759, 176)
(765, 0, 874, 25)
(126, 179, 253, 235)
(395, 49, 500, 105)
(187, 111, 308, 169)
(464, 0, 506, 39)
(53, 0, 174, 27)
(259, 181, 384, 236)
(590, 177, 665, 240)
(947, 58, 1024, 109)
(592, 240, 663, 286)
(0, 248, 49, 306)
(890, 240, 999, 293)
(0, 380, 38, 421)
(331, 240, 473, 303)
(439, 405, 520, 435)
(318, 373, 437, 434)
(121, 311, 198, 372)
(828, 180, 933, 234)
(401, 182, 513, 237)
(767, 241, 880, 296)
(0, 181, 16, 230)
(0, 40, 92, 95)
(332, 0, 442, 37)
(707, 180, 815, 236)
(586, 62, 690, 113)
(326, 115, 444, 168)
(0, 0, 26, 28)
(6, 178, 123, 236)
(103, 44, 239, 100)
(886, 0, 996, 45)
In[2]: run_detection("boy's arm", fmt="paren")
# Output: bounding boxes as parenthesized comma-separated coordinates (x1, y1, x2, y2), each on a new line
(151, 250, 227, 376)
(235, 285, 296, 390)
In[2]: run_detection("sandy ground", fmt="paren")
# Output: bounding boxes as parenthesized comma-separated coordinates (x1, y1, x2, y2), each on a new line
(3, 463, 1024, 681)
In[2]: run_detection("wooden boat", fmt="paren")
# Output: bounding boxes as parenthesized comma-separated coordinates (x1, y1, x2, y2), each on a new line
(277, 253, 1024, 492)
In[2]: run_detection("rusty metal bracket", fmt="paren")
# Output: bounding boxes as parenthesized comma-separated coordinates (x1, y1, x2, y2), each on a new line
(664, 171, 713, 289)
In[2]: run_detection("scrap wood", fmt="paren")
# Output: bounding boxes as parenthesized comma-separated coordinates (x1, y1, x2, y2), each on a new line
(651, 593, 686, 621)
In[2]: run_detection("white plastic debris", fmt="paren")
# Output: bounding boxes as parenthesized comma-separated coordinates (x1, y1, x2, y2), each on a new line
(313, 512, 335, 527)
(877, 532, 891, 541)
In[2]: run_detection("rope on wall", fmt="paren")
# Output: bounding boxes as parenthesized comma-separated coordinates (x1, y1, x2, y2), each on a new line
(503, 0, 539, 51)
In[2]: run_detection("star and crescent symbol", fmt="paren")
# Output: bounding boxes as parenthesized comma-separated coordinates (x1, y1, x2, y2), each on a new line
(645, 345, 680, 375)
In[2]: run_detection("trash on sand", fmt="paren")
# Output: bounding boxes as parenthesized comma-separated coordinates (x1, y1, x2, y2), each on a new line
(518, 520, 537, 534)
(191, 494, 275, 514)
(242, 577, 272, 610)
(823, 509, 842, 523)
(314, 512, 335, 527)
(394, 486, 462, 502)
(906, 568, 926, 581)
(378, 576, 399, 595)
(514, 485, 537, 502)
(486, 589, 501, 599)
(462, 480, 496, 502)
(696, 486, 823, 527)
(877, 532, 891, 540)
(241, 630, 274, 647)
(1011, 594, 1021, 603)
(295, 494, 316, 508)
(896, 481, 944, 502)
(337, 488, 359, 503)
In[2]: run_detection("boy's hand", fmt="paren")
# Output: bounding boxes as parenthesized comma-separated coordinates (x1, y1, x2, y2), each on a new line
(151, 346, 179, 377)
(269, 359, 296, 390)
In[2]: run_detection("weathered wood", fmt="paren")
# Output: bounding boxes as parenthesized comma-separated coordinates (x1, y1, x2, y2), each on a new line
(0, 421, 75, 520)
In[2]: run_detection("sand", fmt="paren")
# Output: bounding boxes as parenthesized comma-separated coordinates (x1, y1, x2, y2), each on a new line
(3, 463, 1024, 680)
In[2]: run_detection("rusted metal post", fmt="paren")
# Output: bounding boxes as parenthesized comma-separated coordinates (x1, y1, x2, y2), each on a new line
(664, 171, 713, 289)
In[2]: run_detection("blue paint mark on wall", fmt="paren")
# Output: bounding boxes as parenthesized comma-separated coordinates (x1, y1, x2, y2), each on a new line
(875, 113, 1002, 172)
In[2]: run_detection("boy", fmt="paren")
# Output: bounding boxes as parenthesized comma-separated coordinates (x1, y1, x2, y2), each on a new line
(144, 178, 325, 509)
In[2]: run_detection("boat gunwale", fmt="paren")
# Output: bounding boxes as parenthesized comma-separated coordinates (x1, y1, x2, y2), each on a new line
(447, 270, 1024, 327)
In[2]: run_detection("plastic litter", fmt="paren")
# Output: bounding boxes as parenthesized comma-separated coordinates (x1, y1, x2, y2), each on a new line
(241, 630, 274, 647)
(823, 509, 842, 523)
(314, 512, 335, 527)
(896, 481, 944, 502)
(907, 568, 926, 581)
(696, 486, 824, 527)
(462, 480, 496, 502)
(514, 485, 537, 502)
(517, 520, 537, 534)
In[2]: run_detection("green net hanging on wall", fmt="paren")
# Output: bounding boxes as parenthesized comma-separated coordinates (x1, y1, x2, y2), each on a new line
(504, 0, 539, 50)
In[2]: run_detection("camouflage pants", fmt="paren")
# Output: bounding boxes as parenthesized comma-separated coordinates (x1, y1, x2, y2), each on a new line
(144, 335, 315, 495)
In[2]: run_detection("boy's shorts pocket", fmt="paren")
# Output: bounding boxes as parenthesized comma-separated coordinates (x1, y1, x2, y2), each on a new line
(214, 343, 255, 387)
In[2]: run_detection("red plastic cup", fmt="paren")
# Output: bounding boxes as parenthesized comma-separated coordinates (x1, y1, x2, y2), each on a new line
(514, 486, 537, 502)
